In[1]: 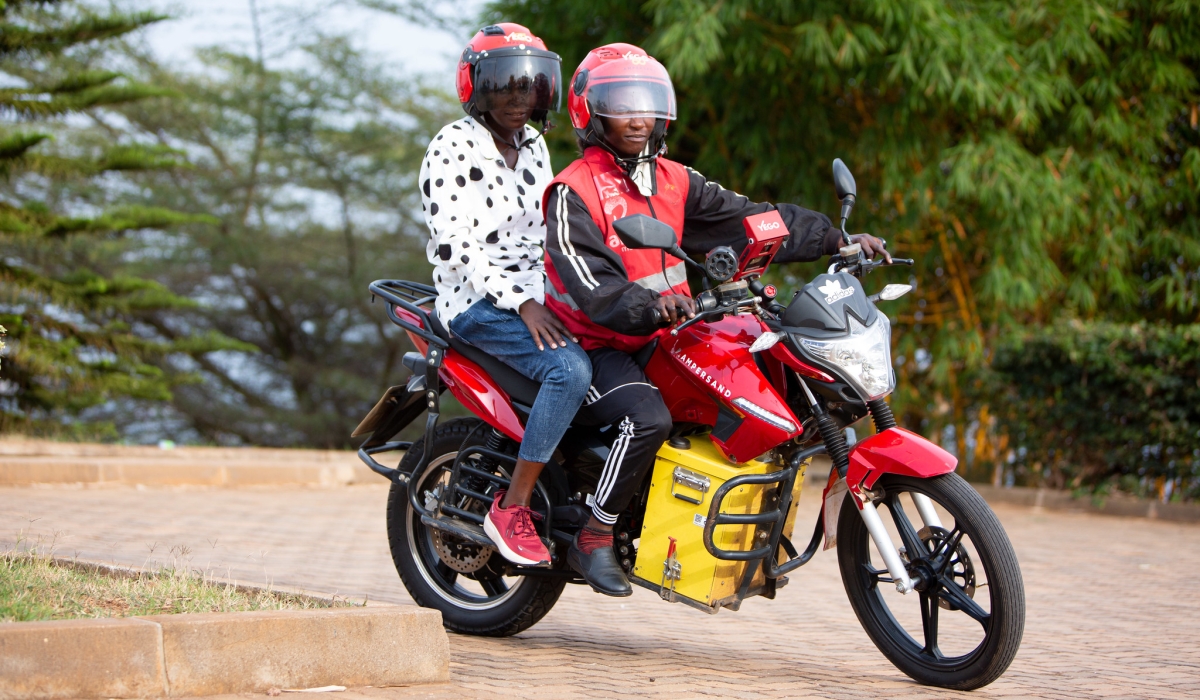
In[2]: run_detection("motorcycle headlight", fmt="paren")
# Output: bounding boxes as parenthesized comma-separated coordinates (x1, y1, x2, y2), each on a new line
(795, 315, 894, 400)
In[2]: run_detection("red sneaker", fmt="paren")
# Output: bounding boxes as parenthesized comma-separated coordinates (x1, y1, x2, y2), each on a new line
(483, 491, 551, 567)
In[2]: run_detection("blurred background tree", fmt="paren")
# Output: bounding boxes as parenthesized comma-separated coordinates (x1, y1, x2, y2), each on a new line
(0, 0, 242, 438)
(89, 29, 458, 446)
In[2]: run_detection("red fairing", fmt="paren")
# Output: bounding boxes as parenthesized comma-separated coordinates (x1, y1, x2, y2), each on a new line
(439, 350, 526, 442)
(846, 427, 957, 490)
(766, 339, 835, 383)
(395, 304, 525, 442)
(650, 314, 801, 463)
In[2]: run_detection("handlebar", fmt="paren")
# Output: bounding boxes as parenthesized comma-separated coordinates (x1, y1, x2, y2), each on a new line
(828, 254, 914, 277)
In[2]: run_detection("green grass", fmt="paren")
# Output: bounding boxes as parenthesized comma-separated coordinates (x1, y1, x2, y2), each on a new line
(1, 550, 353, 623)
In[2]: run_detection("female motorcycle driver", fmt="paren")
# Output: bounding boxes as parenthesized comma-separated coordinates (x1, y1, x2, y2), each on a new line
(421, 24, 590, 569)
(542, 44, 890, 595)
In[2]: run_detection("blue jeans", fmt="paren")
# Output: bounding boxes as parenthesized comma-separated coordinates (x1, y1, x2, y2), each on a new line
(448, 299, 591, 463)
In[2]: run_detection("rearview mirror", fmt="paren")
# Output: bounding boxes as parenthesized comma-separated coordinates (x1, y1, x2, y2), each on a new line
(832, 158, 856, 201)
(612, 214, 677, 251)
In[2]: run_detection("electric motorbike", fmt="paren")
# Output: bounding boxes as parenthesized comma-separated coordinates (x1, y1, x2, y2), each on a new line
(353, 160, 1025, 690)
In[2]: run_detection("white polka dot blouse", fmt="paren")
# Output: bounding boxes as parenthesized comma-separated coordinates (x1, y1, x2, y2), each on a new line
(421, 116, 554, 324)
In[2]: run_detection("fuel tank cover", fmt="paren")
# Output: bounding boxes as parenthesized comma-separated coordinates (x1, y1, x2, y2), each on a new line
(782, 272, 877, 334)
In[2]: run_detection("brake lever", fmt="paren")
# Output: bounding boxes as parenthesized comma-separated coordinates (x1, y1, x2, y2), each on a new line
(670, 310, 713, 336)
(670, 298, 760, 336)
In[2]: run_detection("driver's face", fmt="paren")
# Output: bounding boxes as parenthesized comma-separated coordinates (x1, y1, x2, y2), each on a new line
(601, 115, 652, 157)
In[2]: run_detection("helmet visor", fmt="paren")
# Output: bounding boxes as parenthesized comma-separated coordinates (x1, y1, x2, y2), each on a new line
(473, 53, 562, 113)
(588, 78, 676, 120)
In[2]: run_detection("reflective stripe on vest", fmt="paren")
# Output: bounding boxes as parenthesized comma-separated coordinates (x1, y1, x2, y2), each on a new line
(633, 261, 687, 294)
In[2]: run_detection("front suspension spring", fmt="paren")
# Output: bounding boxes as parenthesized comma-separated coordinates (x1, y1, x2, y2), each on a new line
(817, 413, 850, 478)
(867, 398, 897, 432)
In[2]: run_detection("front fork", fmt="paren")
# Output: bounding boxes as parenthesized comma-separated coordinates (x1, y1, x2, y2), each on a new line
(818, 397, 940, 595)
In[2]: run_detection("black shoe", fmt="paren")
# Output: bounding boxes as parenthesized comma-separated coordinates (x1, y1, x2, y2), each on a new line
(568, 533, 632, 597)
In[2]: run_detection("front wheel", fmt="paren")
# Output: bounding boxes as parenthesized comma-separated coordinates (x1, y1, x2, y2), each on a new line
(837, 473, 1025, 690)
(386, 417, 565, 636)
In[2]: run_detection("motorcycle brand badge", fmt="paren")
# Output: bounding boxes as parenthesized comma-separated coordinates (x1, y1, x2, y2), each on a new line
(818, 278, 855, 305)
(677, 352, 732, 397)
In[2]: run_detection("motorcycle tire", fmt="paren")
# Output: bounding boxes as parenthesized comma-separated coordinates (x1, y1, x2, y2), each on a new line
(386, 417, 565, 637)
(836, 472, 1025, 690)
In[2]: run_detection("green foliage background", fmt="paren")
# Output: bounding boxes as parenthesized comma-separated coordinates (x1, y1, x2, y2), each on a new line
(491, 0, 1200, 497)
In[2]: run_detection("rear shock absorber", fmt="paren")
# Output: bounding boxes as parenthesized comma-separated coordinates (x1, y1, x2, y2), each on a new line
(485, 427, 509, 453)
(867, 398, 897, 432)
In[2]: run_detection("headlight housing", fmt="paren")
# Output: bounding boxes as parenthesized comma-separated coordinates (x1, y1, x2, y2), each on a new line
(795, 315, 894, 400)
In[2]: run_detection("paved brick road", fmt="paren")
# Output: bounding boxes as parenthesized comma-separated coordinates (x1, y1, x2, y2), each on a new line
(2, 482, 1197, 699)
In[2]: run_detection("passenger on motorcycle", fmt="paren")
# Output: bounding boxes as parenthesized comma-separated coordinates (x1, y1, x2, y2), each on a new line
(421, 23, 588, 569)
(543, 43, 890, 595)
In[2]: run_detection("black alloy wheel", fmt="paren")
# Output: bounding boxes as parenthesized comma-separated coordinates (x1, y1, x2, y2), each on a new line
(386, 418, 565, 636)
(836, 473, 1025, 690)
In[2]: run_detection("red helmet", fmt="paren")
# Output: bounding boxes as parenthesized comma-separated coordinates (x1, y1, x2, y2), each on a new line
(456, 23, 561, 125)
(567, 43, 677, 154)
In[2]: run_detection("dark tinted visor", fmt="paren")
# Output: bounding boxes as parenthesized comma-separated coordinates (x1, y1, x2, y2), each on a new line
(588, 79, 676, 120)
(473, 53, 562, 113)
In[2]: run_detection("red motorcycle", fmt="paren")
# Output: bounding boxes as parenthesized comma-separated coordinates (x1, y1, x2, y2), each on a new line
(354, 160, 1024, 690)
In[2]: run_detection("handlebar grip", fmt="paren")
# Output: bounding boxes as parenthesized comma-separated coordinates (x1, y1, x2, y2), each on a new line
(649, 307, 670, 327)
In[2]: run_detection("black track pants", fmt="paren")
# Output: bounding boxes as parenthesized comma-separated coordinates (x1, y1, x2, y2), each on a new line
(583, 347, 672, 525)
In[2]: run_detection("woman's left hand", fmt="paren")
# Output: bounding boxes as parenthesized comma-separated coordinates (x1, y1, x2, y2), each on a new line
(519, 300, 577, 351)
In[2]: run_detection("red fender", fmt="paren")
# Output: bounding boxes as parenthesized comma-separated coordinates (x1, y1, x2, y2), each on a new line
(847, 427, 957, 490)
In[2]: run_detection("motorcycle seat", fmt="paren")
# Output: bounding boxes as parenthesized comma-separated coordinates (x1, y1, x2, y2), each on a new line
(427, 310, 605, 427)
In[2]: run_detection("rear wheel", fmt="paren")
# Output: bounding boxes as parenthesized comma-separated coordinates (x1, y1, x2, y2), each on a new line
(836, 473, 1024, 690)
(386, 418, 565, 636)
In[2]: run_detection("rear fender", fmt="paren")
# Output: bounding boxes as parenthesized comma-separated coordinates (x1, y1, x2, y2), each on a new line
(353, 377, 431, 449)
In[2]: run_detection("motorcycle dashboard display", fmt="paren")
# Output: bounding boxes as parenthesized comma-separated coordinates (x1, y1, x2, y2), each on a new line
(736, 210, 789, 280)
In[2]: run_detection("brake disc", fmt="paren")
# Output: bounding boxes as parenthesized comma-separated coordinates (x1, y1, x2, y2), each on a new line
(918, 526, 977, 609)
(431, 528, 495, 574)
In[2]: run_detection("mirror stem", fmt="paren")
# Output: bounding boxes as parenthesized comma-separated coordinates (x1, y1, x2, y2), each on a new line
(839, 194, 855, 245)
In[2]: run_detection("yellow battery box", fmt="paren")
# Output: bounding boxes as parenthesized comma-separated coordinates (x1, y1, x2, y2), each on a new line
(629, 434, 804, 613)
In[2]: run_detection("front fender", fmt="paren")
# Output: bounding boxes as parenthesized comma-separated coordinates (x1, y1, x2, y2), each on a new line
(847, 427, 957, 490)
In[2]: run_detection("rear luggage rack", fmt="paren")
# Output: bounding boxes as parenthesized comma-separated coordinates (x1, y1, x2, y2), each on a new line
(369, 279, 447, 349)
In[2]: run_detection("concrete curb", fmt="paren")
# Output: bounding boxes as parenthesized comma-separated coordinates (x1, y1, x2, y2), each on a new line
(801, 458, 1200, 523)
(970, 484, 1200, 523)
(0, 437, 386, 488)
(0, 606, 448, 699)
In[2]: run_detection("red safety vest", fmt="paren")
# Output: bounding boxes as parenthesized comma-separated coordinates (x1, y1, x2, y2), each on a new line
(543, 147, 693, 352)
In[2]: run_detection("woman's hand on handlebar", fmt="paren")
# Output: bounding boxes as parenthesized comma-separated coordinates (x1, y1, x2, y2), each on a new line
(519, 299, 577, 350)
(650, 294, 696, 326)
(849, 233, 892, 263)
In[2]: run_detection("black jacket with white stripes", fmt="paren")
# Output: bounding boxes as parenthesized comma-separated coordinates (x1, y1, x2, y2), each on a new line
(543, 166, 842, 338)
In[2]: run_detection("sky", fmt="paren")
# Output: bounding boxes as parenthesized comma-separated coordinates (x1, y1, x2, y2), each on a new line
(138, 0, 484, 92)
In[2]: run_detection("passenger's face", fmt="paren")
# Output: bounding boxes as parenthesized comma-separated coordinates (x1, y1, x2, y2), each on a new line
(602, 115, 652, 157)
(486, 92, 534, 134)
